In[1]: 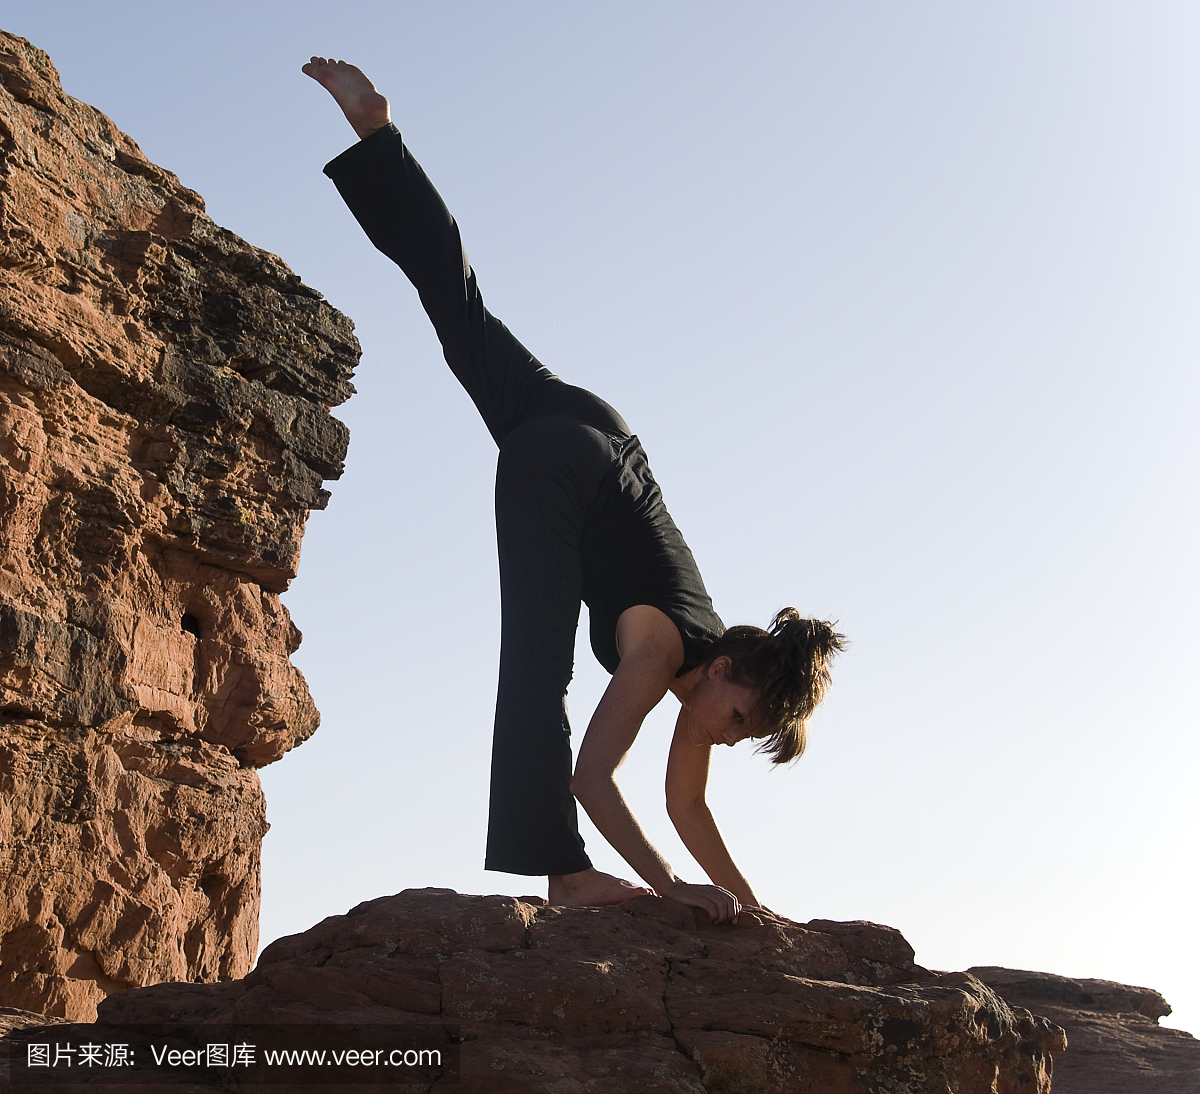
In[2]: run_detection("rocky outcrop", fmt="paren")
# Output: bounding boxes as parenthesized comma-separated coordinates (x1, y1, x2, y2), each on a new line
(2, 889, 1066, 1092)
(972, 967, 1200, 1094)
(0, 30, 357, 1019)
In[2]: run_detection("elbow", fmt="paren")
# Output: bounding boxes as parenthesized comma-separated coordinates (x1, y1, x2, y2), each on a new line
(570, 770, 608, 807)
(666, 795, 701, 829)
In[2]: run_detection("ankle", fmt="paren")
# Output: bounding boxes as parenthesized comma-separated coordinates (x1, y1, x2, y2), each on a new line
(550, 868, 591, 892)
(351, 116, 389, 140)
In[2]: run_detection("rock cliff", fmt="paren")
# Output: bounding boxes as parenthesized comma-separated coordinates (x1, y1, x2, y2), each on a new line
(0, 29, 357, 1019)
(2, 888, 1065, 1092)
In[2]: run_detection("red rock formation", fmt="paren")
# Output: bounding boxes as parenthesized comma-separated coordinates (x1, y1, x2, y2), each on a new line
(10, 888, 1064, 1092)
(0, 29, 357, 1019)
(972, 967, 1200, 1094)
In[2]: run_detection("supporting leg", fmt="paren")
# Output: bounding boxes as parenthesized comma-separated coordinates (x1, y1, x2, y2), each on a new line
(484, 418, 599, 876)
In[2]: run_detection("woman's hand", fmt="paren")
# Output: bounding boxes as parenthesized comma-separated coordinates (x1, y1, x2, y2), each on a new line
(662, 881, 741, 924)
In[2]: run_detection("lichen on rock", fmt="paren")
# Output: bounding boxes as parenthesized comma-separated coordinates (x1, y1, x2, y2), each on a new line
(0, 29, 358, 1019)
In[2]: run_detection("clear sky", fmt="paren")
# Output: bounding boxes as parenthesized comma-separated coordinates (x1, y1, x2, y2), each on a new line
(7, 1, 1197, 1036)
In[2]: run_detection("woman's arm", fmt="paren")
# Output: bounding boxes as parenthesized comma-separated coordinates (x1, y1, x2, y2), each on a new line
(665, 711, 760, 907)
(571, 606, 742, 923)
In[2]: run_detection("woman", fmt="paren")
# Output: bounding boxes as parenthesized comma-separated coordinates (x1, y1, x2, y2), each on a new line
(304, 58, 843, 924)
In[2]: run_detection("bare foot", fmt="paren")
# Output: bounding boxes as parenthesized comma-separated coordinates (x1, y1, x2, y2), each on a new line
(548, 868, 652, 907)
(302, 57, 391, 140)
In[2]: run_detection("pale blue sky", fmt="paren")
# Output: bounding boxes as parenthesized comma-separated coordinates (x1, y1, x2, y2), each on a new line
(8, 2, 1197, 1034)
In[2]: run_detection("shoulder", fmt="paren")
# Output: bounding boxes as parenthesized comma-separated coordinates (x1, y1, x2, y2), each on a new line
(615, 605, 686, 677)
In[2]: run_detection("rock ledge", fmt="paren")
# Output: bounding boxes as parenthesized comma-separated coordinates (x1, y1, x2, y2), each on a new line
(972, 966, 1198, 1094)
(13, 887, 1065, 1092)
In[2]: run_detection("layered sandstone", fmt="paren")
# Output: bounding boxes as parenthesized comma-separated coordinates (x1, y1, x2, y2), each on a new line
(972, 967, 1200, 1094)
(0, 30, 357, 1019)
(7, 888, 1065, 1092)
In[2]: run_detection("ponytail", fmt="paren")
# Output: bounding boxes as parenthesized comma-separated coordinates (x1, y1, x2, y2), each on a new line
(703, 607, 845, 764)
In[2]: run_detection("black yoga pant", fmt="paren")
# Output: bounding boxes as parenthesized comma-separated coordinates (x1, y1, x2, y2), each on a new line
(325, 123, 626, 875)
(490, 416, 619, 874)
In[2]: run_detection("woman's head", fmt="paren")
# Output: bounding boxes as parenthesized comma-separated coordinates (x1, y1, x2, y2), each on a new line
(702, 607, 846, 764)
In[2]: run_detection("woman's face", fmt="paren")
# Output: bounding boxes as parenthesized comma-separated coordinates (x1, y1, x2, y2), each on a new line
(686, 657, 762, 748)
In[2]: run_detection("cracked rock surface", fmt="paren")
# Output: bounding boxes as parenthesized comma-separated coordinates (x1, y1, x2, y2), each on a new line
(0, 29, 357, 1019)
(49, 888, 1065, 1092)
